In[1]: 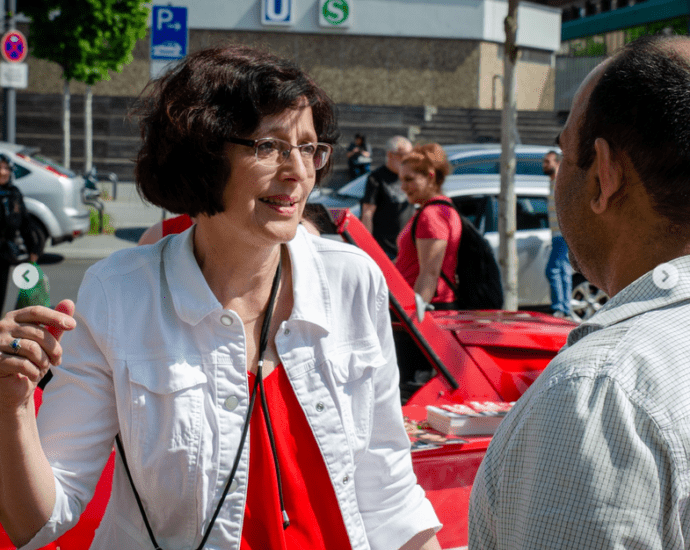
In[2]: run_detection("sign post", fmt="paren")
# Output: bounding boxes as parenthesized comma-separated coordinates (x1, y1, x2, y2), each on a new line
(0, 29, 28, 90)
(2, 0, 24, 144)
(150, 5, 188, 79)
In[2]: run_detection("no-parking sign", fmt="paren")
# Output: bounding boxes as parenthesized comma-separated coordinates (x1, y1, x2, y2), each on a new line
(1, 30, 27, 63)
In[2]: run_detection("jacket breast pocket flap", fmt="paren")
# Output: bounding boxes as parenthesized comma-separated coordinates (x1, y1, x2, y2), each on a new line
(330, 344, 387, 385)
(127, 361, 208, 394)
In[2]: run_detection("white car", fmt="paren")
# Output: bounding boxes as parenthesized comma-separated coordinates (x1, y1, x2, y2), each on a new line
(0, 142, 91, 253)
(312, 171, 607, 321)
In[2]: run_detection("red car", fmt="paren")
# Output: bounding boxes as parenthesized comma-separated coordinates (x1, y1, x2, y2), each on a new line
(0, 208, 574, 550)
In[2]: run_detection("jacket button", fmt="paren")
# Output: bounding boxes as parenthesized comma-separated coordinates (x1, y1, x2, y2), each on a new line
(315, 402, 325, 412)
(284, 328, 290, 335)
(220, 315, 233, 326)
(342, 475, 349, 484)
(224, 396, 239, 411)
(229, 479, 239, 493)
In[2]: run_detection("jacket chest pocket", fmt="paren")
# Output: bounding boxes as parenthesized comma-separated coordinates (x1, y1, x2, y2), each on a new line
(124, 360, 208, 514)
(329, 346, 387, 450)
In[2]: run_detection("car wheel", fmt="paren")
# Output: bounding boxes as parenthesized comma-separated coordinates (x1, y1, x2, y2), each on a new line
(571, 274, 608, 322)
(28, 216, 48, 258)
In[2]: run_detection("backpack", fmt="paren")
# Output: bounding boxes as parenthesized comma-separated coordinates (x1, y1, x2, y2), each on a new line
(411, 199, 504, 310)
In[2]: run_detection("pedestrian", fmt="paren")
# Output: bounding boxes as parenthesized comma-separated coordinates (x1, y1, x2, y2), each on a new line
(0, 153, 40, 312)
(395, 144, 461, 309)
(543, 150, 573, 318)
(361, 136, 415, 260)
(0, 45, 441, 550)
(469, 34, 690, 549)
(346, 133, 372, 179)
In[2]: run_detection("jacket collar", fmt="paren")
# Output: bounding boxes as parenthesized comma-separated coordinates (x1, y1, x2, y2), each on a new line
(163, 224, 332, 334)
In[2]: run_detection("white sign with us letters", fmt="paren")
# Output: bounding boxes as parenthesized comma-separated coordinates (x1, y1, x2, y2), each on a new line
(262, 0, 294, 26)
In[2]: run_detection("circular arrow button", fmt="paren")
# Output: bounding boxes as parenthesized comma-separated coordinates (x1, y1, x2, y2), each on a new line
(12, 262, 39, 290)
(652, 262, 679, 290)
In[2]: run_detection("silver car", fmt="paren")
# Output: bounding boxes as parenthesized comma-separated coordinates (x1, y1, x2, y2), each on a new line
(0, 142, 91, 252)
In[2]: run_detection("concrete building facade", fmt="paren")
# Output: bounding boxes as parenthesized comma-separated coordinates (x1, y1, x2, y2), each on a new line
(20, 0, 561, 111)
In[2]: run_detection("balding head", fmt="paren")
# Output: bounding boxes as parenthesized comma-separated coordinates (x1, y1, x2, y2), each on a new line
(577, 35, 690, 226)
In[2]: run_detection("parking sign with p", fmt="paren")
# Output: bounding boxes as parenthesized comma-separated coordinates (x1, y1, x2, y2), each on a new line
(150, 6, 188, 60)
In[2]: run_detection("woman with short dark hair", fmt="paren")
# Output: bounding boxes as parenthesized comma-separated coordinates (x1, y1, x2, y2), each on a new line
(0, 45, 441, 550)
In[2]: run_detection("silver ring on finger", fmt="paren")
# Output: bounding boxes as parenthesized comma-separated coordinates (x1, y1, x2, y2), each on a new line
(10, 338, 21, 355)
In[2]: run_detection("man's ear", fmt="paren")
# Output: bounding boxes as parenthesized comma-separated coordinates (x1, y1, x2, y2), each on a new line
(591, 137, 623, 214)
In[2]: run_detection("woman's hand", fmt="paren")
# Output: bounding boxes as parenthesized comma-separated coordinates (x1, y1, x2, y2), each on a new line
(0, 299, 76, 413)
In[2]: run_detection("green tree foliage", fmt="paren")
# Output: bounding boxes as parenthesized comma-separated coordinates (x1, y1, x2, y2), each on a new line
(21, 0, 149, 85)
(625, 16, 689, 43)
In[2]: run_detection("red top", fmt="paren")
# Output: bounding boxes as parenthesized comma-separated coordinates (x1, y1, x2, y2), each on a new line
(240, 365, 352, 550)
(161, 214, 193, 236)
(395, 197, 462, 304)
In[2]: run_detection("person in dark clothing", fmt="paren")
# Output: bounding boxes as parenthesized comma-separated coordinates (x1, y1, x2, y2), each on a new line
(361, 135, 414, 259)
(0, 153, 40, 311)
(346, 133, 372, 179)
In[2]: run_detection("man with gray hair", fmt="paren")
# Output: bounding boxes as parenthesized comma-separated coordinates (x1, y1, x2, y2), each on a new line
(470, 34, 690, 550)
(361, 135, 414, 259)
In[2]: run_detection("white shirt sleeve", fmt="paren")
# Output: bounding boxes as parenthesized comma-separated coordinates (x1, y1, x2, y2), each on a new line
(20, 271, 117, 549)
(355, 270, 441, 550)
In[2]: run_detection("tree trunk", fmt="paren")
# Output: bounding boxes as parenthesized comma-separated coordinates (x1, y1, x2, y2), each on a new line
(84, 85, 93, 173)
(499, 0, 519, 311)
(62, 80, 70, 169)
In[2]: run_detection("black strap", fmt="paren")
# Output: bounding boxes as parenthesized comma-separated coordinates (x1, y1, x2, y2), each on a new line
(116, 251, 284, 550)
(410, 198, 459, 293)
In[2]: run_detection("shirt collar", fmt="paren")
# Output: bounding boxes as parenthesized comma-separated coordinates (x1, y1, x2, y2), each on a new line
(568, 255, 690, 346)
(284, 225, 332, 335)
(163, 224, 332, 334)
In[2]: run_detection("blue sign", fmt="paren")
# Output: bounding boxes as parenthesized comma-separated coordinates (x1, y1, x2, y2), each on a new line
(151, 6, 188, 60)
(262, 0, 293, 26)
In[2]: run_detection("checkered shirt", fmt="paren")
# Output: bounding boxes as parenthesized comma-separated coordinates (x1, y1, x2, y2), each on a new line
(469, 255, 690, 549)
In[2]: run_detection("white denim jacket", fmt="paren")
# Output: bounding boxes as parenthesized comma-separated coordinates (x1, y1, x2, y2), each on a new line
(24, 226, 440, 550)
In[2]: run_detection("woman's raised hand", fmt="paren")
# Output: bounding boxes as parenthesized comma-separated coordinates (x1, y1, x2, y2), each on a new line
(0, 299, 76, 413)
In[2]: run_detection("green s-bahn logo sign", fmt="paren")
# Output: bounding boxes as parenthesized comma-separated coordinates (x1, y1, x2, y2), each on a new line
(321, 0, 350, 27)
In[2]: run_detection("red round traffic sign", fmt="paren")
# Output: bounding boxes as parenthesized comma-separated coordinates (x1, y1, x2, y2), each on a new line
(1, 30, 27, 63)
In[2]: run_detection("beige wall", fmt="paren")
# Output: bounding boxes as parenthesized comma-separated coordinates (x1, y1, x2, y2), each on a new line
(478, 42, 555, 111)
(20, 26, 554, 110)
(20, 27, 481, 107)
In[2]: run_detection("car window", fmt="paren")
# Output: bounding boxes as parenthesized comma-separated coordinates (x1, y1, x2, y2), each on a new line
(13, 163, 30, 180)
(452, 160, 500, 175)
(452, 196, 491, 233)
(450, 158, 544, 176)
(516, 196, 548, 230)
(17, 152, 77, 178)
(452, 195, 547, 233)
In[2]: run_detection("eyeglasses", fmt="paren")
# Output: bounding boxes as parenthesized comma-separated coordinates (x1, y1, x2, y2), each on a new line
(227, 137, 332, 170)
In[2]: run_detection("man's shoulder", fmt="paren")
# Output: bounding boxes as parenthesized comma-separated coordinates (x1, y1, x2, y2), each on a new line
(505, 302, 690, 432)
(368, 165, 396, 182)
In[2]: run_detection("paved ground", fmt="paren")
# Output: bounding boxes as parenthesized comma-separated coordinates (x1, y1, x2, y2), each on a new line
(44, 182, 167, 260)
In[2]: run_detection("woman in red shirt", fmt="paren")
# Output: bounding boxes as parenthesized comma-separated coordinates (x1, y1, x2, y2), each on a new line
(395, 143, 462, 309)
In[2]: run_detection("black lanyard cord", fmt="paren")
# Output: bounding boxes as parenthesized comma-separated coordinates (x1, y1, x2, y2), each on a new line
(116, 249, 286, 550)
